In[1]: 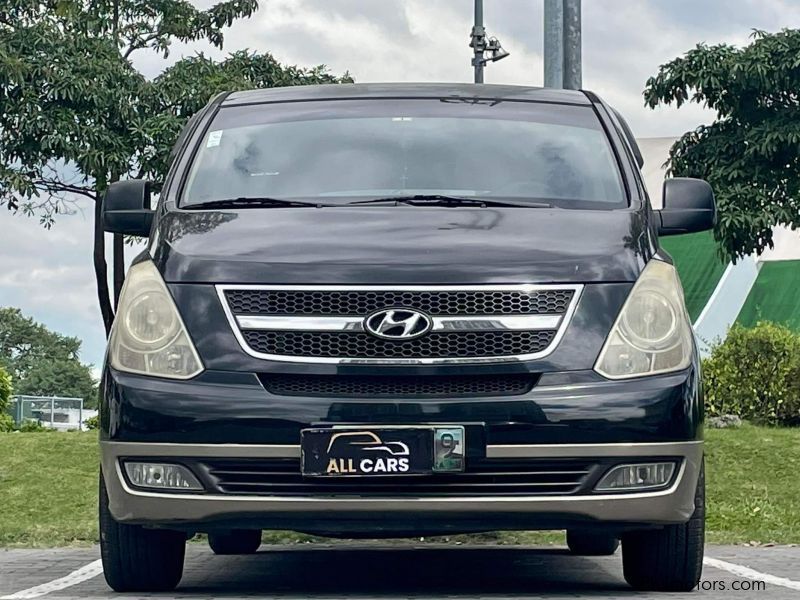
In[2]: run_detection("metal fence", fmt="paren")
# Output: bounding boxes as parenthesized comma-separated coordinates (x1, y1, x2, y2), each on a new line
(7, 395, 96, 431)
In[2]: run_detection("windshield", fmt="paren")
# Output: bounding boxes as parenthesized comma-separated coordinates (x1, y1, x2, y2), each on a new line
(182, 99, 626, 209)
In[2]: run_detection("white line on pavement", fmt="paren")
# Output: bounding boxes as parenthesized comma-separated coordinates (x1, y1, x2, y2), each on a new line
(0, 560, 103, 600)
(704, 557, 800, 591)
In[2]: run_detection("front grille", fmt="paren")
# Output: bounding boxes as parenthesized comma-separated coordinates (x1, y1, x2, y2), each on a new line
(243, 330, 556, 359)
(225, 289, 574, 316)
(260, 373, 536, 398)
(200, 458, 596, 497)
(219, 284, 581, 362)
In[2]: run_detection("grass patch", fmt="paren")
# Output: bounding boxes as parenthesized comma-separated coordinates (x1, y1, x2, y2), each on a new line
(1, 424, 798, 547)
(704, 423, 800, 544)
(0, 431, 98, 547)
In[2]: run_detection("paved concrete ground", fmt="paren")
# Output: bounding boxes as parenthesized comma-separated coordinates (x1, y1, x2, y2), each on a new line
(1, 544, 798, 599)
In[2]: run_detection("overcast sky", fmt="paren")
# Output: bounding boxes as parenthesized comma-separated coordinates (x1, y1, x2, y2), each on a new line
(2, 0, 800, 372)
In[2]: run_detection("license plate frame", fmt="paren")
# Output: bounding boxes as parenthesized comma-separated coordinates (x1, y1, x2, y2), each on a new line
(301, 426, 465, 477)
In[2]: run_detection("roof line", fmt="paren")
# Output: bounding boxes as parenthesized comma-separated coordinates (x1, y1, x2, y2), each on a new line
(221, 95, 591, 108)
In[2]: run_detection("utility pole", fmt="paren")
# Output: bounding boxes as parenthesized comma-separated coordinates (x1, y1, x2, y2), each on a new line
(471, 0, 485, 83)
(469, 0, 509, 84)
(562, 0, 582, 89)
(544, 0, 582, 89)
(543, 0, 563, 88)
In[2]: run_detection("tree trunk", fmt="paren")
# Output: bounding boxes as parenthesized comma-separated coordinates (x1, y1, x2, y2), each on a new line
(113, 234, 125, 308)
(93, 197, 115, 336)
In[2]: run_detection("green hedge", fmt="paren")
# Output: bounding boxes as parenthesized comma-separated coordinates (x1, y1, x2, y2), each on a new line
(0, 414, 13, 433)
(17, 420, 49, 433)
(704, 322, 800, 426)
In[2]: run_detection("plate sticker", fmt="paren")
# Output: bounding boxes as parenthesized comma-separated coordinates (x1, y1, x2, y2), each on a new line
(206, 130, 223, 147)
(433, 427, 465, 472)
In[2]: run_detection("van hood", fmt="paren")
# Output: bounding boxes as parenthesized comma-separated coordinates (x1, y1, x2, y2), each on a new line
(152, 206, 651, 284)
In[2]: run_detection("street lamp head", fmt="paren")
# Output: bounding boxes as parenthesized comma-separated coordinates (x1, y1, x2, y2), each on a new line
(487, 38, 510, 62)
(469, 0, 509, 82)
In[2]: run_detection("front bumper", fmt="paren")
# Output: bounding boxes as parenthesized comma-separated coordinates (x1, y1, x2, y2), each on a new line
(101, 366, 703, 445)
(101, 439, 702, 534)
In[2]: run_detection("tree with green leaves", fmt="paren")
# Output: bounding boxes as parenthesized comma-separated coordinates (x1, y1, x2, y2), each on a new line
(0, 365, 12, 431)
(644, 28, 800, 261)
(0, 307, 97, 407)
(0, 0, 352, 334)
(0, 365, 11, 412)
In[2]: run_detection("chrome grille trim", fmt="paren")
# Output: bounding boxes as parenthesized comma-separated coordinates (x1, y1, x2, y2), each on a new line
(235, 314, 564, 332)
(216, 284, 583, 364)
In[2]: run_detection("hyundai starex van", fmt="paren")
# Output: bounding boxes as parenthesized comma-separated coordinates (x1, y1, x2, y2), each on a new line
(98, 83, 713, 593)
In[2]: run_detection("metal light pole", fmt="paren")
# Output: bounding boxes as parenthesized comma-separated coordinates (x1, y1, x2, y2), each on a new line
(471, 0, 485, 83)
(543, 0, 563, 88)
(469, 0, 509, 84)
(544, 0, 582, 89)
(562, 0, 582, 89)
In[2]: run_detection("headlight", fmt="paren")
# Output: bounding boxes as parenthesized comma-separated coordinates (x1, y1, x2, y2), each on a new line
(109, 260, 203, 379)
(595, 259, 693, 379)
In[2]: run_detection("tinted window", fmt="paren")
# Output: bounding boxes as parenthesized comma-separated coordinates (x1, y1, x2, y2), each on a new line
(182, 99, 625, 208)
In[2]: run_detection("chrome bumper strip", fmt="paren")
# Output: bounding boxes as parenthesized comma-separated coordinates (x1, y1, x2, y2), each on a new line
(101, 440, 700, 460)
(486, 440, 703, 459)
(102, 441, 302, 458)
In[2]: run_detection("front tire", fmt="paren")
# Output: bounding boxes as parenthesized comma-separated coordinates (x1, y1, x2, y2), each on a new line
(566, 530, 619, 555)
(621, 463, 705, 591)
(208, 529, 262, 555)
(99, 473, 186, 592)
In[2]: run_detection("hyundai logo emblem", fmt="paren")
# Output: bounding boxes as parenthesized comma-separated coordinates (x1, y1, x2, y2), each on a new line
(364, 308, 433, 340)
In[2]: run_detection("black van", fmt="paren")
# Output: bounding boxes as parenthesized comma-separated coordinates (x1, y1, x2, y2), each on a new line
(99, 83, 713, 593)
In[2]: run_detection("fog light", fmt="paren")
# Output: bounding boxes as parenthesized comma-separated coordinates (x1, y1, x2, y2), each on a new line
(124, 462, 203, 491)
(595, 462, 676, 492)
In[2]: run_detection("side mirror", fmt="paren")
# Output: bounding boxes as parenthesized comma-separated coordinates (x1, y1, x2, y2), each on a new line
(657, 177, 715, 236)
(102, 180, 154, 237)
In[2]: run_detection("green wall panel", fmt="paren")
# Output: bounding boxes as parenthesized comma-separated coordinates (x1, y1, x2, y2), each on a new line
(661, 231, 728, 322)
(737, 260, 800, 330)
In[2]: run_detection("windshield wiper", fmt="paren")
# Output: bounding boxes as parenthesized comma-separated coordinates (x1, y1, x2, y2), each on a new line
(350, 195, 551, 208)
(186, 195, 552, 210)
(185, 197, 330, 209)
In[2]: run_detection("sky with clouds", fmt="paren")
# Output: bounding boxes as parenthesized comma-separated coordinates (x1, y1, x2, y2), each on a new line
(2, 0, 800, 372)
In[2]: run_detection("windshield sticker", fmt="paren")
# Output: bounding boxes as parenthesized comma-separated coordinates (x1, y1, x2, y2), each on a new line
(206, 130, 223, 148)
